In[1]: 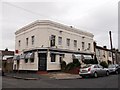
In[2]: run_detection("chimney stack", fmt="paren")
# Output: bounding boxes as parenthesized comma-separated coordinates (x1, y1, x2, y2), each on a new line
(103, 46, 107, 49)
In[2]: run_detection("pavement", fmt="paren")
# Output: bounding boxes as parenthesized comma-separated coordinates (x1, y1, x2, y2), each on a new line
(49, 72, 81, 80)
(4, 72, 50, 80)
(3, 72, 81, 80)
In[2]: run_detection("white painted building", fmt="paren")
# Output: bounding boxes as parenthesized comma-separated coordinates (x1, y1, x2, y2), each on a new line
(13, 20, 94, 71)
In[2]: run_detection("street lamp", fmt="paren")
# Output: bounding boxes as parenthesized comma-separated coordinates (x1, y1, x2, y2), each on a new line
(109, 31, 114, 64)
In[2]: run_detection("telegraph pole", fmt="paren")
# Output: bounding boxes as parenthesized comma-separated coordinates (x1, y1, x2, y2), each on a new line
(109, 31, 114, 64)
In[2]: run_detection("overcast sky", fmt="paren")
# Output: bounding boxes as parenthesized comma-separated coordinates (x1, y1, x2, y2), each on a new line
(0, 0, 119, 51)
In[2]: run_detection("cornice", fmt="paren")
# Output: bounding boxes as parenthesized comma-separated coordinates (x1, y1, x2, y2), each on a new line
(15, 20, 94, 38)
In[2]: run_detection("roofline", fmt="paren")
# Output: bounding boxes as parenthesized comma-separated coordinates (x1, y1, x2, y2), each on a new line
(96, 46, 120, 53)
(15, 20, 94, 38)
(96, 46, 111, 51)
(0, 50, 14, 52)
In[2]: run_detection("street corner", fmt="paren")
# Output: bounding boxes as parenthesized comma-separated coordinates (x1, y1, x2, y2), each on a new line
(4, 74, 40, 80)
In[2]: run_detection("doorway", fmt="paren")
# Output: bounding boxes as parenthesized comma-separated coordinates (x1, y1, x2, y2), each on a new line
(38, 53, 47, 71)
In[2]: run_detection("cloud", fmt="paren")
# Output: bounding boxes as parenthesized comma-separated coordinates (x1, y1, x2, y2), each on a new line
(60, 0, 118, 48)
(1, 0, 119, 50)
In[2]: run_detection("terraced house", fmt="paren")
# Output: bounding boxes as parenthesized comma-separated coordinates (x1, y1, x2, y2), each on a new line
(13, 20, 94, 72)
(95, 45, 120, 64)
(95, 46, 113, 64)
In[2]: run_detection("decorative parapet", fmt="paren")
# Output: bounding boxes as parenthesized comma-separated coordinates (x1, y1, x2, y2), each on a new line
(15, 20, 94, 38)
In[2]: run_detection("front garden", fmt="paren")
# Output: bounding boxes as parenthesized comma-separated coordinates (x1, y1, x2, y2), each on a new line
(60, 57, 109, 74)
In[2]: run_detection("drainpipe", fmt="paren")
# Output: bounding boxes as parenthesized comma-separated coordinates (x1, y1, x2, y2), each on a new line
(93, 42, 99, 64)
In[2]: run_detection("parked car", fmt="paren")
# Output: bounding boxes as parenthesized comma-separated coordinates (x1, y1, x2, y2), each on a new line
(79, 64, 109, 78)
(108, 64, 120, 74)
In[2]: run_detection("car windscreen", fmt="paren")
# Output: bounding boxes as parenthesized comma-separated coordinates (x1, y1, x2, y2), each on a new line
(81, 64, 92, 68)
(108, 65, 115, 68)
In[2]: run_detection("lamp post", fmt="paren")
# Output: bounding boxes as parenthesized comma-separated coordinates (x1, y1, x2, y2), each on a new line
(109, 31, 114, 64)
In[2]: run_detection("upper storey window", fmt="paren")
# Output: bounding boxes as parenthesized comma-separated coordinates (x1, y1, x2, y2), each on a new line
(50, 35, 56, 47)
(67, 38, 70, 46)
(74, 40, 77, 47)
(82, 42, 85, 50)
(58, 37, 62, 45)
(18, 40, 21, 47)
(26, 38, 28, 46)
(88, 43, 91, 50)
(31, 36, 35, 45)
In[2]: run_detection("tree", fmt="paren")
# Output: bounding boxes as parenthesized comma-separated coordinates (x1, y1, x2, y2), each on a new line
(60, 61, 66, 71)
(65, 59, 81, 71)
(100, 61, 108, 68)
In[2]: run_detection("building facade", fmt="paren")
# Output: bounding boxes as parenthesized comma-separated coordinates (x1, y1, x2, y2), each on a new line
(0, 50, 14, 72)
(13, 20, 94, 71)
(95, 45, 120, 64)
(95, 46, 113, 64)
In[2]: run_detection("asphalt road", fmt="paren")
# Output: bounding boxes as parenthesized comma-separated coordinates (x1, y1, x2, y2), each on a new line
(2, 74, 119, 88)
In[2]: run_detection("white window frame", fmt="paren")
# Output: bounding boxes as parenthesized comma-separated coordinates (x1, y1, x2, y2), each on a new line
(88, 43, 91, 50)
(50, 35, 56, 47)
(67, 38, 70, 46)
(26, 38, 28, 46)
(58, 37, 62, 45)
(18, 40, 21, 47)
(31, 36, 35, 45)
(82, 42, 85, 50)
(74, 40, 77, 47)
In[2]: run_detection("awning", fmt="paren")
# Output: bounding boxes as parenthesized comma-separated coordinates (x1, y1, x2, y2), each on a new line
(83, 55, 92, 59)
(50, 51, 64, 55)
(72, 54, 81, 59)
(25, 52, 34, 59)
(38, 51, 47, 53)
(13, 55, 20, 60)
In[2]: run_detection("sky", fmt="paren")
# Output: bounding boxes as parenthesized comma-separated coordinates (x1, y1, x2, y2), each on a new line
(0, 0, 119, 51)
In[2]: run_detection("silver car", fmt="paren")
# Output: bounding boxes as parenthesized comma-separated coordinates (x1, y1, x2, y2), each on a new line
(79, 64, 109, 78)
(108, 64, 120, 74)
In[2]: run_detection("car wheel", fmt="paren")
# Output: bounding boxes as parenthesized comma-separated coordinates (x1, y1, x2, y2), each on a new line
(82, 76, 86, 78)
(94, 72, 98, 78)
(106, 71, 109, 76)
(115, 70, 118, 74)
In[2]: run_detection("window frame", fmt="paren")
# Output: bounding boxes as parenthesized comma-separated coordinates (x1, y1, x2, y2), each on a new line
(109, 51, 112, 57)
(51, 54, 56, 62)
(58, 36, 62, 45)
(50, 35, 56, 47)
(88, 43, 91, 50)
(74, 40, 77, 47)
(25, 59, 28, 63)
(30, 58, 34, 63)
(82, 42, 85, 50)
(18, 40, 21, 47)
(31, 36, 35, 45)
(26, 38, 29, 46)
(66, 38, 70, 46)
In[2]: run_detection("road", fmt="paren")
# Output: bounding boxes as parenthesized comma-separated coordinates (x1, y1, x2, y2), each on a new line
(2, 74, 119, 88)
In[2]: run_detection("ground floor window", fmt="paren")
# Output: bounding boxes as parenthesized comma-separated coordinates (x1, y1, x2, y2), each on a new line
(25, 59, 28, 63)
(107, 60, 112, 64)
(30, 58, 34, 63)
(51, 54, 56, 62)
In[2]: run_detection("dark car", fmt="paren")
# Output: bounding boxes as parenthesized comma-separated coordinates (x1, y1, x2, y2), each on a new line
(108, 64, 120, 74)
